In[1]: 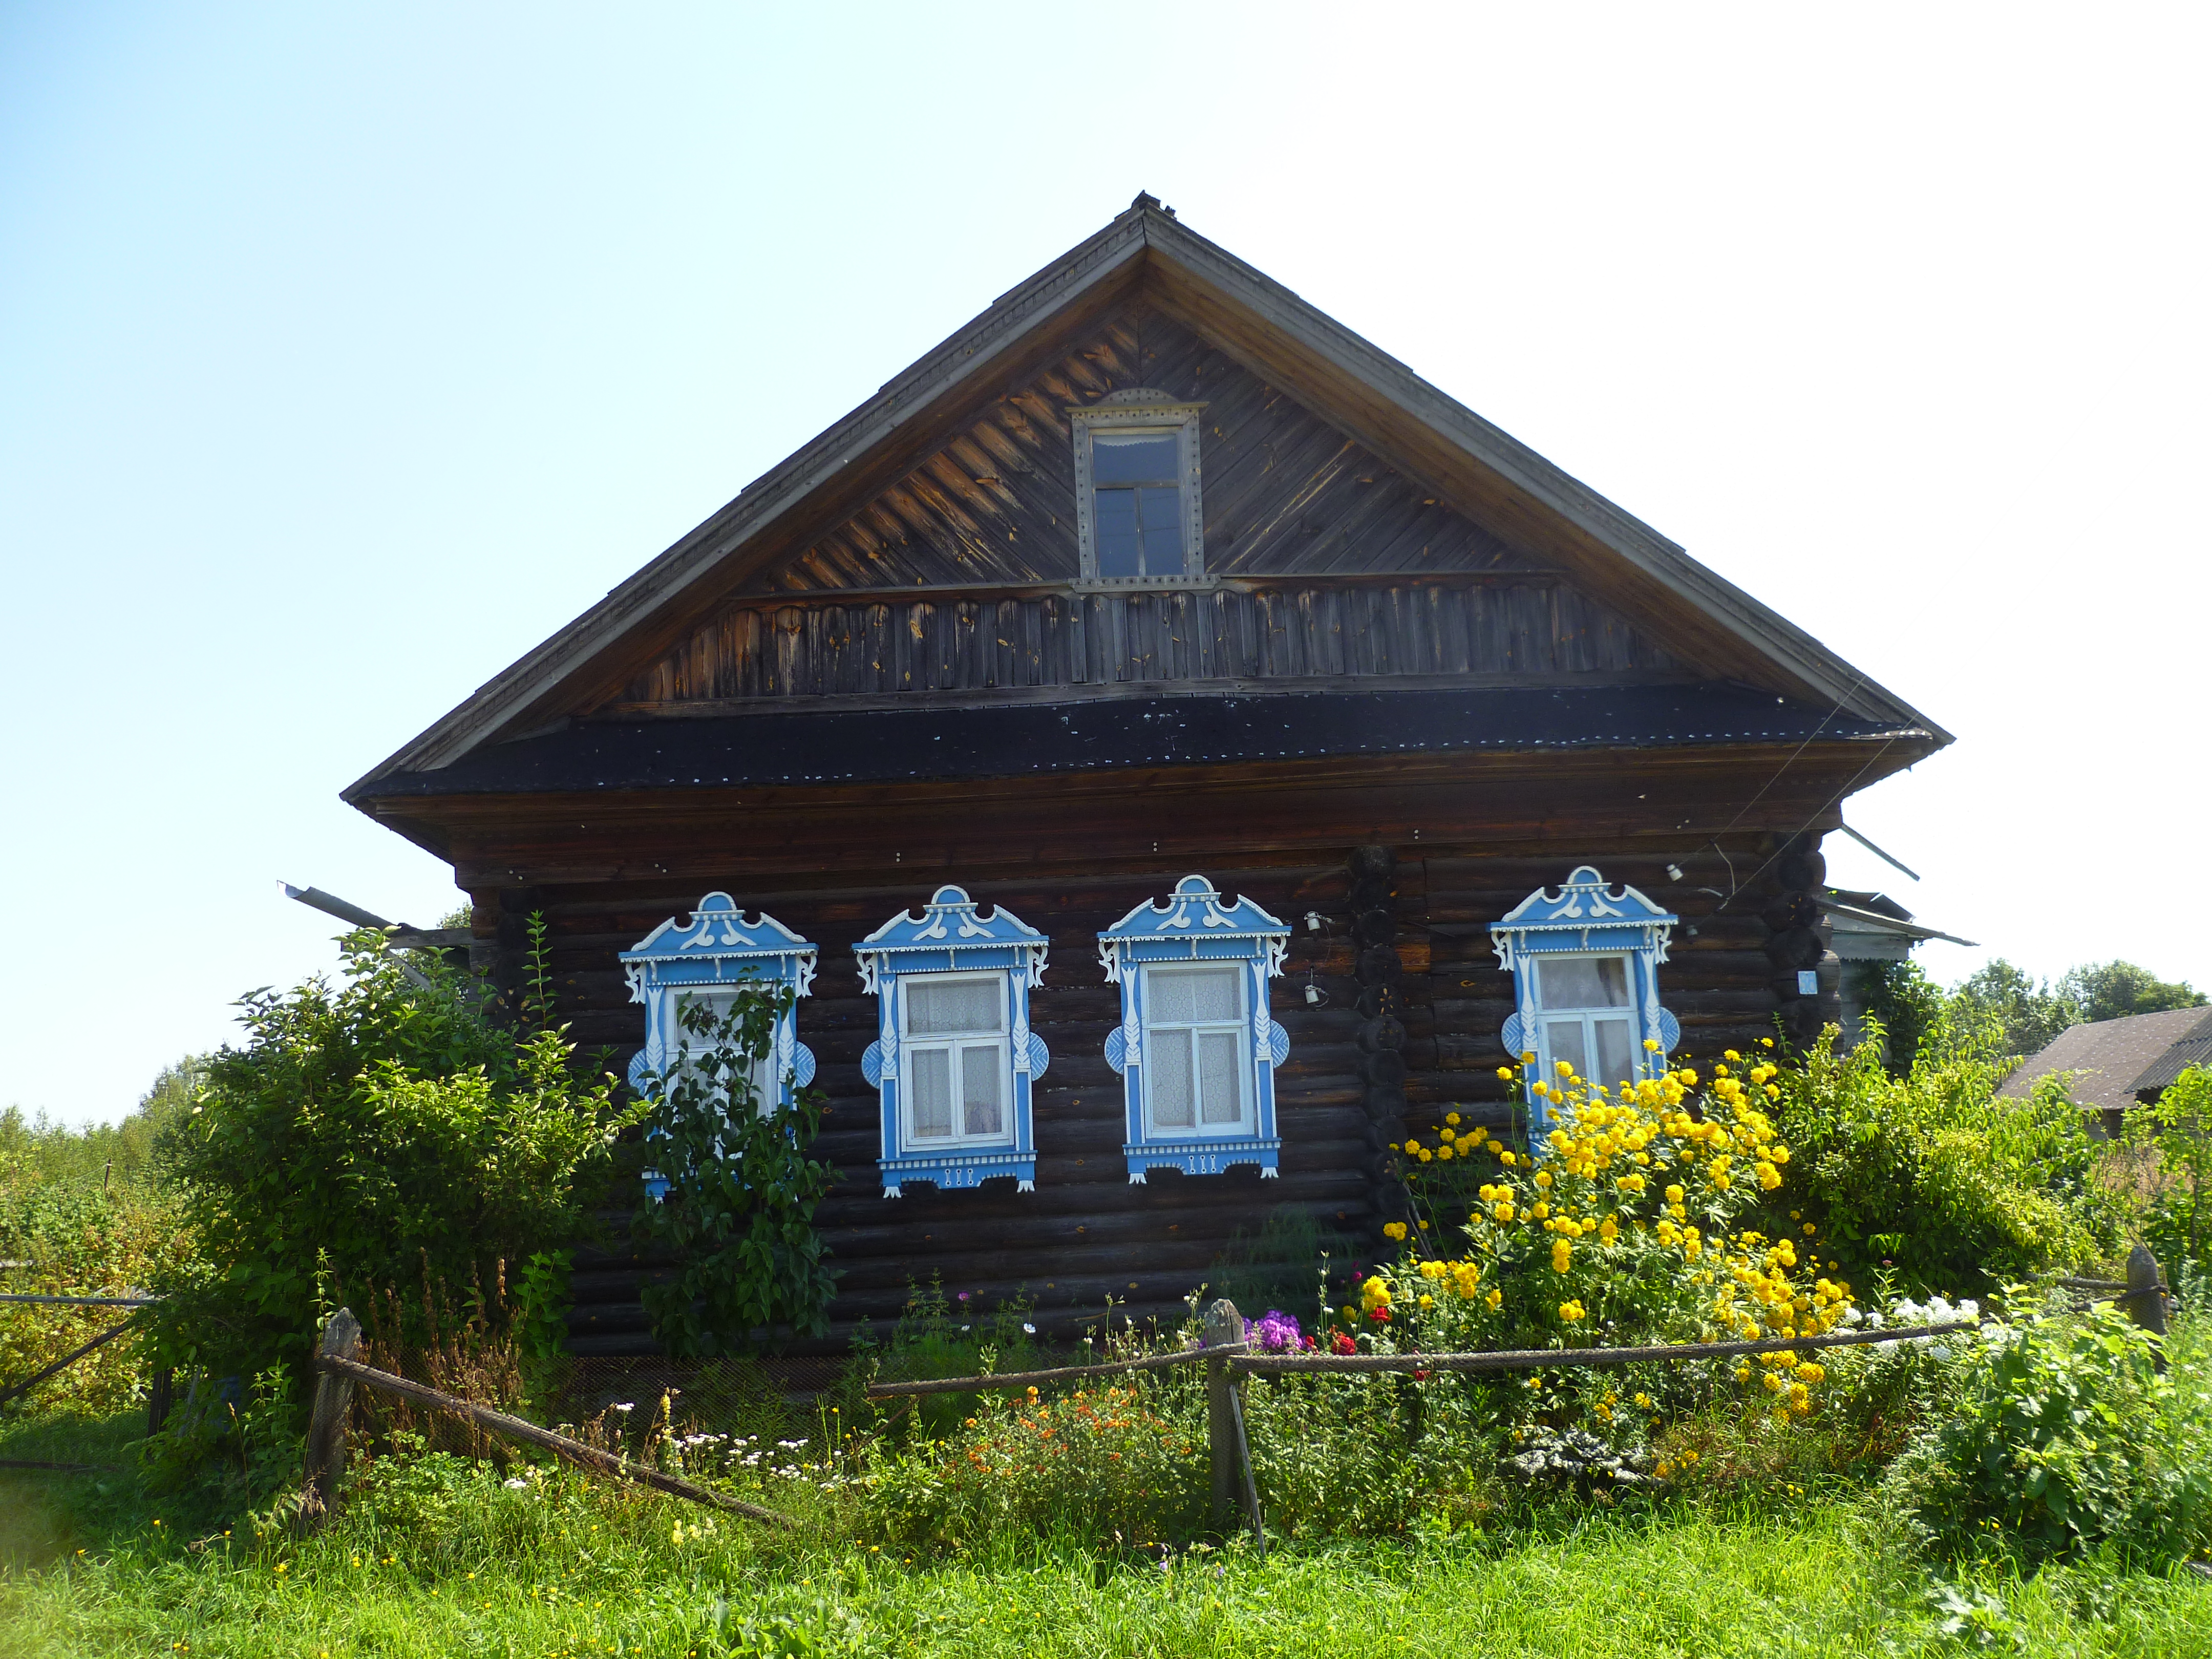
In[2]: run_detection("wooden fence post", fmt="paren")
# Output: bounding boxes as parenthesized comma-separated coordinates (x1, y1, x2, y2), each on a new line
(1204, 1298, 1243, 1532)
(298, 1308, 362, 1533)
(2126, 1245, 2170, 1371)
(147, 1367, 174, 1436)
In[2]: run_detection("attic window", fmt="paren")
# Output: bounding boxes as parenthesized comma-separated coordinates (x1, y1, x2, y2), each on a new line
(1071, 391, 1206, 585)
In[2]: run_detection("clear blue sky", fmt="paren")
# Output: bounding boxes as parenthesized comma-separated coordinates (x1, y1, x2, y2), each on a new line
(5, 5, 2206, 1127)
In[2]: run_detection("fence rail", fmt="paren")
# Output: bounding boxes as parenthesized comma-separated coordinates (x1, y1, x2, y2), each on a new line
(0, 1293, 157, 1309)
(297, 1310, 796, 1534)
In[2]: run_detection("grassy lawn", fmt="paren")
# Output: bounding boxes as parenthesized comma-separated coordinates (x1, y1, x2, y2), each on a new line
(2, 1411, 2207, 1657)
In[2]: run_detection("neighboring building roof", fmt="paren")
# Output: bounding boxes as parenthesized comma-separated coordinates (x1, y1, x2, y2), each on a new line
(2132, 1007, 2212, 1095)
(2000, 1006, 2210, 1114)
(343, 195, 1946, 802)
(350, 682, 1919, 800)
(1822, 886, 1977, 952)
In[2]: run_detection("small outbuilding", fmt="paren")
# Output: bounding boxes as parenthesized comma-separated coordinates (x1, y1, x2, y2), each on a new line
(344, 196, 1949, 1352)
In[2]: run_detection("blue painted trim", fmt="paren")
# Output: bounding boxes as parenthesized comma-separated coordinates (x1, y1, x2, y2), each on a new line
(1488, 865, 1681, 1143)
(855, 887, 1048, 1199)
(1099, 876, 1292, 1182)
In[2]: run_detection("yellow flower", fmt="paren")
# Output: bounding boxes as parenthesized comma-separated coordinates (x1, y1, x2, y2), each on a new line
(1559, 1300, 1586, 1322)
(1419, 1294, 1434, 1309)
(1534, 1169, 1553, 1188)
(1761, 1372, 1783, 1393)
(1419, 1148, 1434, 1162)
(1522, 1051, 1538, 1065)
(1493, 1200, 1516, 1222)
(1643, 1037, 1662, 1052)
(1499, 1150, 1516, 1166)
(1446, 1112, 1461, 1125)
(1551, 1240, 1572, 1273)
(1436, 1145, 1454, 1161)
(1382, 1221, 1407, 1241)
(1497, 1066, 1515, 1080)
(1487, 1140, 1505, 1155)
(1665, 1184, 1685, 1205)
(1439, 1126, 1456, 1142)
(1485, 1287, 1503, 1310)
(1556, 1060, 1575, 1077)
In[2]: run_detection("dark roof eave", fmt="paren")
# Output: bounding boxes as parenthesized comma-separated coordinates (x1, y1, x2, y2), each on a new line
(351, 684, 1936, 803)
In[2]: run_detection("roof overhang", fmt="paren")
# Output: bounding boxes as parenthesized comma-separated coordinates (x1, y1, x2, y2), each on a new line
(345, 197, 1949, 802)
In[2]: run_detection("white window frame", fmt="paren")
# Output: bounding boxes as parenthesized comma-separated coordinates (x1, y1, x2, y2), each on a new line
(1070, 392, 1208, 588)
(895, 971, 1016, 1151)
(1490, 865, 1680, 1143)
(1139, 962, 1254, 1140)
(667, 987, 784, 1122)
(1524, 953, 1641, 1094)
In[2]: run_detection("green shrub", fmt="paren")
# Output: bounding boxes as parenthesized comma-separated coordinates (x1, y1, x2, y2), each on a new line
(860, 1372, 1207, 1548)
(1888, 1296, 2212, 1567)
(1768, 1026, 2120, 1293)
(630, 988, 840, 1355)
(0, 1089, 196, 1416)
(2130, 1065, 2212, 1283)
(145, 927, 639, 1384)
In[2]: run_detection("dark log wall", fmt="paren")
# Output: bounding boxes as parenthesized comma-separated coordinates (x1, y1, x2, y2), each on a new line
(614, 576, 1678, 707)
(498, 827, 1816, 1356)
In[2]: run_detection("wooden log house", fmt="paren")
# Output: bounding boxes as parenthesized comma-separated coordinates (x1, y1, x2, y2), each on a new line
(343, 195, 1950, 1355)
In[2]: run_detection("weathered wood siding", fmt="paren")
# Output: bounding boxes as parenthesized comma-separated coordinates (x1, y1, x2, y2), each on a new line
(743, 307, 1533, 595)
(513, 832, 1799, 1356)
(616, 577, 1676, 706)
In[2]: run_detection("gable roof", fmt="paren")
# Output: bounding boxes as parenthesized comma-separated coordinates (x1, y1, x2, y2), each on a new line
(344, 194, 1947, 799)
(2131, 1007, 2212, 1095)
(2000, 1005, 2210, 1114)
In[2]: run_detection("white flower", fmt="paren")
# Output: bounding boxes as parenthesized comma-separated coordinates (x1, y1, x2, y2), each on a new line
(1023, 1323, 1036, 1335)
(1866, 1311, 1885, 1330)
(1958, 1299, 1980, 1320)
(503, 1477, 529, 1490)
(612, 1402, 635, 1414)
(1930, 1343, 1952, 1360)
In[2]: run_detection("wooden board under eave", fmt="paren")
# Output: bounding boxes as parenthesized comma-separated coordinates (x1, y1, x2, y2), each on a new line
(613, 577, 1680, 707)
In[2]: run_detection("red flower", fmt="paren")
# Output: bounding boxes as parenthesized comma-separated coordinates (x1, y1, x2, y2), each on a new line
(1331, 1330, 1357, 1356)
(1368, 1306, 1391, 1324)
(1413, 1369, 1431, 1381)
(1301, 1335, 1316, 1351)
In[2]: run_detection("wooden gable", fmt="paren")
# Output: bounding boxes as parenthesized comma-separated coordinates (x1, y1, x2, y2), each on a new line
(609, 306, 1682, 711)
(348, 196, 1941, 794)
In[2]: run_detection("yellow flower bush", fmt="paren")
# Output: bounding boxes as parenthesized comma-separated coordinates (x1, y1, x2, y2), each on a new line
(1365, 1044, 1857, 1421)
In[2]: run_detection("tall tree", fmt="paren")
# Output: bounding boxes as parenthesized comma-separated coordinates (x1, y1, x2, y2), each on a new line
(2056, 961, 2205, 1025)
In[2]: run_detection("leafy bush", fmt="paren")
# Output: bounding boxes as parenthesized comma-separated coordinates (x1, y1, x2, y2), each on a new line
(2129, 1065, 2212, 1283)
(1370, 1046, 1861, 1424)
(1768, 1026, 2119, 1293)
(1888, 1295, 2212, 1568)
(630, 988, 840, 1355)
(861, 1375, 1206, 1547)
(145, 927, 637, 1384)
(0, 1084, 196, 1416)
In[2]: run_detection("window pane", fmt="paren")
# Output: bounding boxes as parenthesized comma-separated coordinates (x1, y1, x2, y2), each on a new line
(1152, 1030, 1196, 1128)
(910, 1049, 952, 1138)
(907, 978, 1002, 1036)
(1537, 955, 1630, 1010)
(1594, 1018, 1634, 1088)
(1137, 485, 1184, 569)
(1199, 1031, 1242, 1124)
(960, 1044, 1004, 1137)
(1148, 965, 1241, 1025)
(1091, 430, 1178, 483)
(1094, 490, 1142, 577)
(1543, 1018, 1589, 1081)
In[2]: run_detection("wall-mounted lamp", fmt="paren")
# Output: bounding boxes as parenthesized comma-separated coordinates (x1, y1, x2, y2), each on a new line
(1304, 911, 1326, 932)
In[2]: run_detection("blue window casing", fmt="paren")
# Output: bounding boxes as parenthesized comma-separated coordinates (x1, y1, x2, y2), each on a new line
(1491, 865, 1679, 1139)
(620, 892, 819, 1201)
(1099, 874, 1291, 1183)
(856, 886, 1050, 1198)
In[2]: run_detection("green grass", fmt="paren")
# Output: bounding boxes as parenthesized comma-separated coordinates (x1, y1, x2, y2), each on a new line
(2, 1411, 2208, 1656)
